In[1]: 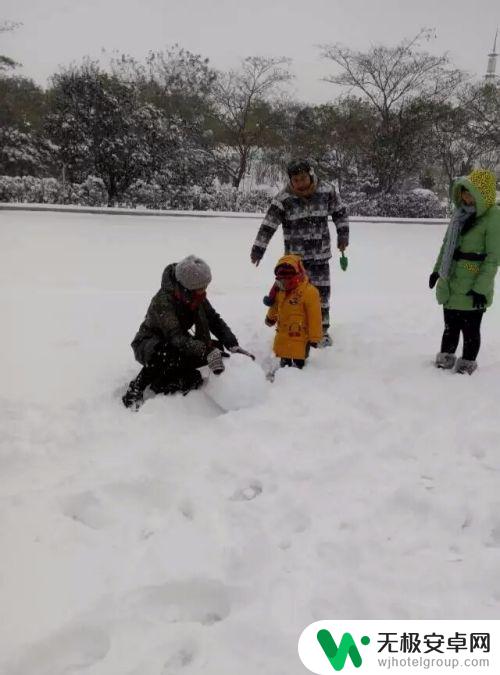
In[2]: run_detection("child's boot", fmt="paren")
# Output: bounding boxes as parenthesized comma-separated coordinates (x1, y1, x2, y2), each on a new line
(435, 352, 456, 370)
(455, 358, 477, 375)
(318, 333, 333, 348)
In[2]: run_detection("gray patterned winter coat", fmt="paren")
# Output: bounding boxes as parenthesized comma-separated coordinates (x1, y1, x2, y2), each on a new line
(251, 179, 349, 264)
(131, 264, 238, 365)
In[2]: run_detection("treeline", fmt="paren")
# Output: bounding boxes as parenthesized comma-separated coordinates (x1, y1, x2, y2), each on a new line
(1, 25, 499, 213)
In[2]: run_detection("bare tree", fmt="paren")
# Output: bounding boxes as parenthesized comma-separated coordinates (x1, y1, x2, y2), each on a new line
(0, 20, 22, 72)
(108, 45, 220, 188)
(320, 30, 464, 192)
(321, 29, 463, 117)
(465, 83, 500, 165)
(276, 98, 376, 190)
(212, 56, 293, 188)
(109, 45, 217, 121)
(430, 83, 500, 191)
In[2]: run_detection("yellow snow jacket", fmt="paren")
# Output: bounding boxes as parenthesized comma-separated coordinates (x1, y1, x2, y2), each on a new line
(265, 254, 323, 360)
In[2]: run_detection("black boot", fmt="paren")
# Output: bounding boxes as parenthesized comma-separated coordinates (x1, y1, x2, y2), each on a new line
(122, 368, 151, 410)
(122, 382, 144, 410)
(280, 358, 305, 369)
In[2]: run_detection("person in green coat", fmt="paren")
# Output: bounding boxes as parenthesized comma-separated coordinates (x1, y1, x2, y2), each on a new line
(429, 169, 500, 374)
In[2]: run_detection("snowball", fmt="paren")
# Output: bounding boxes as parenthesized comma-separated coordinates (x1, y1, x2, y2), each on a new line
(203, 354, 268, 411)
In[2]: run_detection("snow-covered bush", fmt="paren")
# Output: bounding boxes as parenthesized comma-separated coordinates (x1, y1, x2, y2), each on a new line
(0, 176, 24, 202)
(40, 178, 63, 204)
(0, 176, 50, 203)
(121, 180, 165, 210)
(0, 176, 64, 203)
(0, 175, 446, 218)
(343, 190, 380, 217)
(375, 189, 446, 218)
(343, 187, 446, 218)
(20, 176, 44, 202)
(179, 185, 271, 212)
(128, 184, 272, 212)
(73, 176, 108, 207)
(235, 189, 272, 213)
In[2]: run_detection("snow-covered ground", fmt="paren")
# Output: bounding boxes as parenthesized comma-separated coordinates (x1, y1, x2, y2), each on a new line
(1, 210, 500, 675)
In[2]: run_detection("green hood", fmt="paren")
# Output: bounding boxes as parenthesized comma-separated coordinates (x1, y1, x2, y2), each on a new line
(452, 169, 497, 217)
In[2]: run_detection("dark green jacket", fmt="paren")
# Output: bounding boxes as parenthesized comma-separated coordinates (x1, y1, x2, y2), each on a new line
(434, 170, 500, 310)
(131, 264, 238, 365)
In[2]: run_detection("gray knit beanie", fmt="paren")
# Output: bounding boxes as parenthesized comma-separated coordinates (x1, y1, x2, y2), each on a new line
(175, 255, 212, 290)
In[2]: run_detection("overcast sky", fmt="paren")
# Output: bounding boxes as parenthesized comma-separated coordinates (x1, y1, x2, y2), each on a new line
(2, 0, 499, 103)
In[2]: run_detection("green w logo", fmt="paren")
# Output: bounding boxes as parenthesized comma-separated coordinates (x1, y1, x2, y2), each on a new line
(317, 630, 370, 671)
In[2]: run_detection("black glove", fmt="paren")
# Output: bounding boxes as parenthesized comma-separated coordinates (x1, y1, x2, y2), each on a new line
(467, 290, 487, 309)
(452, 248, 461, 261)
(250, 245, 264, 266)
(337, 236, 349, 252)
(263, 283, 278, 306)
(429, 272, 439, 289)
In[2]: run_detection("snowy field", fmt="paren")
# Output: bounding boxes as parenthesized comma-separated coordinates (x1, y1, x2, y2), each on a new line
(1, 209, 500, 675)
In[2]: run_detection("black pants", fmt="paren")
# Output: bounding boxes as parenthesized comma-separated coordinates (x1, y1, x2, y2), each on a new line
(128, 343, 208, 396)
(441, 309, 485, 361)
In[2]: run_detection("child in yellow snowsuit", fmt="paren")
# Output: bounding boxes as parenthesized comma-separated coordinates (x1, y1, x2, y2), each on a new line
(265, 254, 323, 368)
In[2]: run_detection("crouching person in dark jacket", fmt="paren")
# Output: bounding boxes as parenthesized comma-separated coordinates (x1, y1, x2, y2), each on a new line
(122, 255, 240, 409)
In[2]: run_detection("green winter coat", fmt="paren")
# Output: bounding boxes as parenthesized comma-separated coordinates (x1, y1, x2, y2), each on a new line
(434, 169, 500, 310)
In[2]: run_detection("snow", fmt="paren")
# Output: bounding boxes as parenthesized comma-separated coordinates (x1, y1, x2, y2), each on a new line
(411, 188, 436, 196)
(1, 209, 500, 675)
(0, 202, 449, 224)
(204, 357, 269, 411)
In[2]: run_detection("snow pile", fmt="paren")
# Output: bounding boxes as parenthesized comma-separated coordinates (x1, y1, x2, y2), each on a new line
(203, 355, 269, 411)
(1, 209, 500, 675)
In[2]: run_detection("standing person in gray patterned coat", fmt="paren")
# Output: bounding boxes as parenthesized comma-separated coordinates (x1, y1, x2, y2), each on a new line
(250, 159, 349, 347)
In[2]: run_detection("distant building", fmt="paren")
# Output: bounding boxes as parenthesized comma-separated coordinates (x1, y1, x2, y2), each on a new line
(485, 29, 499, 86)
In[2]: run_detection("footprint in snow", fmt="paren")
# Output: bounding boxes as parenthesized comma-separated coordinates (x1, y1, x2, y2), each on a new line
(121, 579, 232, 626)
(485, 523, 500, 548)
(162, 644, 196, 672)
(230, 481, 263, 501)
(60, 491, 109, 530)
(178, 499, 195, 520)
(4, 625, 110, 675)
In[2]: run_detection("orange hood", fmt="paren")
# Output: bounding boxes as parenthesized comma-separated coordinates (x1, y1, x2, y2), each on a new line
(274, 254, 308, 279)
